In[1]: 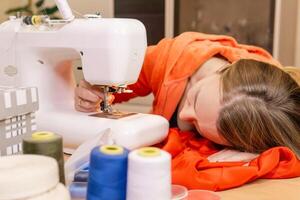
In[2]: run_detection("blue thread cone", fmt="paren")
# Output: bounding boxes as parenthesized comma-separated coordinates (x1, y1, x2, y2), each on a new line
(87, 146, 129, 200)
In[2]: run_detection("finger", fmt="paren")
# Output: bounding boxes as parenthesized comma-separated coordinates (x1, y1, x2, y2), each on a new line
(75, 98, 100, 112)
(75, 104, 98, 113)
(75, 96, 99, 109)
(80, 99, 99, 109)
(75, 87, 100, 103)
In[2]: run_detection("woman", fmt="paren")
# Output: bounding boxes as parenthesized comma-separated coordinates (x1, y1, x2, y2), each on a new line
(75, 32, 300, 190)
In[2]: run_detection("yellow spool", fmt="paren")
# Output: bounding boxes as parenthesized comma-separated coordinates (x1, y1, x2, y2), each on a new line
(31, 131, 56, 140)
(100, 145, 124, 155)
(137, 147, 161, 157)
(31, 15, 42, 26)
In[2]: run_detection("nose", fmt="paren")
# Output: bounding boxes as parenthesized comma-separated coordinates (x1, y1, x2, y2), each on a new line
(178, 101, 196, 122)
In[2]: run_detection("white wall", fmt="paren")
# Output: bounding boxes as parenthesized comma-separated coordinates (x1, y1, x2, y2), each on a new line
(165, 0, 174, 38)
(274, 0, 298, 66)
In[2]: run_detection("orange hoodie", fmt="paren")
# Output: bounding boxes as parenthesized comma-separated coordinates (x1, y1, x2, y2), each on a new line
(162, 128, 300, 191)
(114, 32, 281, 119)
(114, 32, 300, 190)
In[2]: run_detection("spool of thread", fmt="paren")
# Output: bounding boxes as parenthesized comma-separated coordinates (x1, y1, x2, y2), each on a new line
(126, 147, 172, 200)
(74, 169, 89, 182)
(23, 131, 65, 184)
(23, 15, 44, 26)
(87, 145, 129, 200)
(69, 182, 88, 199)
(0, 155, 70, 200)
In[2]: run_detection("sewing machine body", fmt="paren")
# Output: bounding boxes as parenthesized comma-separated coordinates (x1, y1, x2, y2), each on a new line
(0, 17, 169, 151)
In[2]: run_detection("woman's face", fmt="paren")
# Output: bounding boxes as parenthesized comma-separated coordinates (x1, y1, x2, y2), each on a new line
(178, 73, 229, 145)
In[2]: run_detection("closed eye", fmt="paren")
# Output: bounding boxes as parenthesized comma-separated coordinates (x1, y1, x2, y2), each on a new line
(193, 87, 202, 116)
(216, 64, 230, 74)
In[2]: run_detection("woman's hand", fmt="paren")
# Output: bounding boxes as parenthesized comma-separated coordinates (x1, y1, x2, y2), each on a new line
(74, 80, 104, 112)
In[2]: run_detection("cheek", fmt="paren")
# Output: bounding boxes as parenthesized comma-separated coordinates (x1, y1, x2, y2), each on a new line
(194, 77, 221, 125)
(195, 100, 229, 145)
(195, 122, 229, 146)
(193, 77, 229, 145)
(194, 121, 228, 145)
(195, 88, 221, 130)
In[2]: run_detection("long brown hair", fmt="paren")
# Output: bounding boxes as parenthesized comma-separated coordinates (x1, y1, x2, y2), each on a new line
(217, 59, 300, 156)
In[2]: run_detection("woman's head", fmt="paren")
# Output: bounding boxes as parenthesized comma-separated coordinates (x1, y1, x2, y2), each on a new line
(178, 72, 227, 144)
(217, 59, 300, 156)
(179, 58, 300, 156)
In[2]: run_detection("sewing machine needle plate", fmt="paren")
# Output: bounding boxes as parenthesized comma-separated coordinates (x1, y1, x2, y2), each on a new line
(90, 111, 137, 119)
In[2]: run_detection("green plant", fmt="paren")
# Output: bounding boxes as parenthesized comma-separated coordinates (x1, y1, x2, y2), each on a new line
(6, 0, 59, 18)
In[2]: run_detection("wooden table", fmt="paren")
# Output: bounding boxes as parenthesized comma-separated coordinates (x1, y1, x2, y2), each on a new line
(218, 177, 300, 200)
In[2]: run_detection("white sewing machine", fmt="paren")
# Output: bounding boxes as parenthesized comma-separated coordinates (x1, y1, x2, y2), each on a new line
(0, 0, 168, 152)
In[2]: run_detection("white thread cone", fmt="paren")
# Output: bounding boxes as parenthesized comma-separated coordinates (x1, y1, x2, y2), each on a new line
(126, 148, 172, 200)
